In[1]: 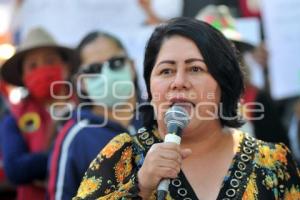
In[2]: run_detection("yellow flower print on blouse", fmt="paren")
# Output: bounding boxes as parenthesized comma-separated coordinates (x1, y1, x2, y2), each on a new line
(97, 179, 135, 199)
(90, 160, 101, 171)
(263, 174, 278, 190)
(284, 185, 300, 200)
(101, 133, 131, 158)
(97, 191, 124, 200)
(243, 173, 258, 200)
(114, 146, 133, 183)
(257, 145, 276, 168)
(73, 130, 300, 200)
(77, 176, 102, 199)
(274, 144, 288, 165)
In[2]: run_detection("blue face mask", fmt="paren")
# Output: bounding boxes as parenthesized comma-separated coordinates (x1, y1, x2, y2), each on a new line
(82, 61, 134, 107)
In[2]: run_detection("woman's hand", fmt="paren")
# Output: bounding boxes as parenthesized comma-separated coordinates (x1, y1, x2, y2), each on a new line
(137, 142, 192, 198)
(252, 42, 268, 68)
(138, 0, 151, 13)
(138, 0, 162, 25)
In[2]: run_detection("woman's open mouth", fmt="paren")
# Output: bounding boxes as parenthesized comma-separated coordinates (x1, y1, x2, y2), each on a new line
(169, 97, 195, 114)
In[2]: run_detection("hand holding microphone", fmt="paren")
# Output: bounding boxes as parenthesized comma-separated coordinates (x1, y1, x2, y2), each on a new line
(137, 105, 190, 199)
(157, 105, 190, 200)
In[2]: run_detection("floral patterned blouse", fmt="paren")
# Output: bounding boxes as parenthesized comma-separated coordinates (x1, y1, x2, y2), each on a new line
(73, 127, 300, 200)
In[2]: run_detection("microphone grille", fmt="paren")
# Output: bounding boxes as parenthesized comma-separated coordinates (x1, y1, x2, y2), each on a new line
(164, 105, 190, 129)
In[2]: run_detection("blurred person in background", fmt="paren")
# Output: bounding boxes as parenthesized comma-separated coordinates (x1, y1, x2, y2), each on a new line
(196, 5, 290, 148)
(48, 31, 143, 200)
(0, 27, 76, 200)
(14, 0, 185, 101)
(0, 78, 15, 199)
(288, 100, 300, 165)
(122, 0, 185, 99)
(74, 17, 300, 200)
(138, 0, 184, 25)
(182, 0, 260, 18)
(0, 31, 17, 199)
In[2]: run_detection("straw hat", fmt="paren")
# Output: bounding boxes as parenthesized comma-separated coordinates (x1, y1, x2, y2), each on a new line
(1, 27, 76, 86)
(196, 5, 254, 52)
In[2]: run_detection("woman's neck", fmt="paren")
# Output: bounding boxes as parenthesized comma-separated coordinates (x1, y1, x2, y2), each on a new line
(157, 119, 227, 153)
(181, 122, 231, 156)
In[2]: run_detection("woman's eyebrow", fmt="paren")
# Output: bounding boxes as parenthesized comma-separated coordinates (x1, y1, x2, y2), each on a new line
(156, 58, 204, 67)
(157, 60, 176, 66)
(185, 58, 204, 64)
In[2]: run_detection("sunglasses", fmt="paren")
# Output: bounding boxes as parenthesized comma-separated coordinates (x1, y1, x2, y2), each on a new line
(79, 56, 127, 74)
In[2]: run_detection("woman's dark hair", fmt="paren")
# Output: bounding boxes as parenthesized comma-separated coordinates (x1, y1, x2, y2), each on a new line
(76, 31, 126, 65)
(141, 17, 245, 128)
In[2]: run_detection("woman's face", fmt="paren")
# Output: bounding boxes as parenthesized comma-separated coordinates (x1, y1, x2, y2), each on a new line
(79, 37, 135, 81)
(22, 47, 68, 79)
(78, 36, 136, 109)
(150, 35, 221, 138)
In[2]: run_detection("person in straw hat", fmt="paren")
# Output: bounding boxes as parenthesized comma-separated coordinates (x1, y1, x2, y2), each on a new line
(0, 27, 76, 200)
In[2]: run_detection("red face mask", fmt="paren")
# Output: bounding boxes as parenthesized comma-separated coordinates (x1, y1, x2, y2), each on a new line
(24, 65, 64, 102)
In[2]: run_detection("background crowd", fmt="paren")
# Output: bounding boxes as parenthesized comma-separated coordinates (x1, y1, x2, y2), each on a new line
(0, 0, 299, 199)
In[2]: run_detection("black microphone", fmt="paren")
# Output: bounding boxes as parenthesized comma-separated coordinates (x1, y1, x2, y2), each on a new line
(157, 105, 190, 200)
